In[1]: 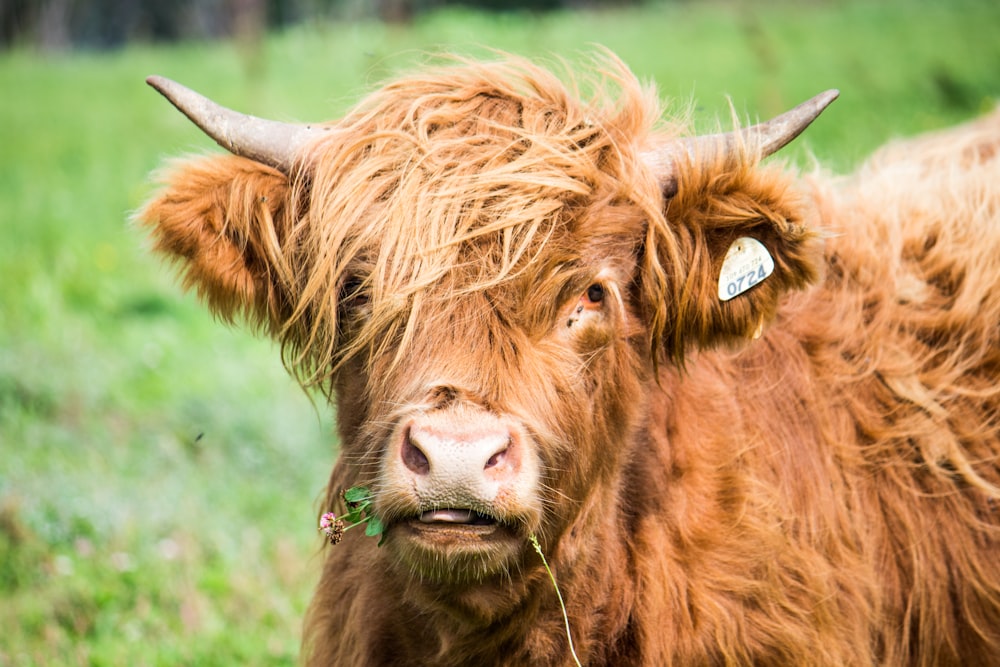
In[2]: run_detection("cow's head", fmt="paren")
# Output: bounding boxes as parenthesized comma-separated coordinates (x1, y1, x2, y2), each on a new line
(140, 57, 831, 587)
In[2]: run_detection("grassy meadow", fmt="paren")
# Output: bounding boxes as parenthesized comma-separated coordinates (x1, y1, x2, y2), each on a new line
(2, 0, 998, 663)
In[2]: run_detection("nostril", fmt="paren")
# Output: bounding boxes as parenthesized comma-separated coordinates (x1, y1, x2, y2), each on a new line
(402, 430, 430, 475)
(485, 450, 504, 469)
(484, 439, 511, 470)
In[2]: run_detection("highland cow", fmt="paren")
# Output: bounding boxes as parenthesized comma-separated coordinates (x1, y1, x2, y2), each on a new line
(139, 55, 1000, 666)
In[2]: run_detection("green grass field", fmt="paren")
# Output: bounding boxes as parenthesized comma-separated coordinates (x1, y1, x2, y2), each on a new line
(2, 0, 998, 663)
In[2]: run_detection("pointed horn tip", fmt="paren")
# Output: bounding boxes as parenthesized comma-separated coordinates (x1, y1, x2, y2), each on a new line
(145, 75, 172, 95)
(145, 75, 195, 111)
(812, 89, 840, 113)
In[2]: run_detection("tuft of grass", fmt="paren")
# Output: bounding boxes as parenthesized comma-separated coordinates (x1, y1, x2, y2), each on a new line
(1, 0, 997, 662)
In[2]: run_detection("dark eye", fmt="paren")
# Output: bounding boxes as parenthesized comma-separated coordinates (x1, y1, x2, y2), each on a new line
(586, 283, 605, 303)
(339, 276, 368, 307)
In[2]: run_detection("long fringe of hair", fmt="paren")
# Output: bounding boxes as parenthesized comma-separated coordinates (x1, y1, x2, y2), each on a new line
(267, 54, 673, 392)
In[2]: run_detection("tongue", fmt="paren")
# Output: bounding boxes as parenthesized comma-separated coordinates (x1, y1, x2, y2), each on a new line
(420, 509, 475, 524)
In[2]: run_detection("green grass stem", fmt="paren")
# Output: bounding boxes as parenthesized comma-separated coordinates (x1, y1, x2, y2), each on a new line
(530, 534, 583, 667)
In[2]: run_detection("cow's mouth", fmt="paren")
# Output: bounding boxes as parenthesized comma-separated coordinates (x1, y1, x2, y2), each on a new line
(390, 506, 522, 582)
(418, 508, 498, 526)
(384, 501, 536, 582)
(397, 506, 519, 548)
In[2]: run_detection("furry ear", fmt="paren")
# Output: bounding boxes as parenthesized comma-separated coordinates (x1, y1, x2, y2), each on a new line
(137, 155, 299, 334)
(653, 149, 822, 362)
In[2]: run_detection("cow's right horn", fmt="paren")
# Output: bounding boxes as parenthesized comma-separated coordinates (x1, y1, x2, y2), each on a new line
(643, 89, 839, 197)
(146, 75, 327, 174)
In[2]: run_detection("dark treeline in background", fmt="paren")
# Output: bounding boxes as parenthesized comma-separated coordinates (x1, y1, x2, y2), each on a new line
(0, 0, 641, 50)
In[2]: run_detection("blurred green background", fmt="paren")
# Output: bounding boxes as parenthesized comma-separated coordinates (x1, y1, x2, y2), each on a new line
(1, 0, 998, 664)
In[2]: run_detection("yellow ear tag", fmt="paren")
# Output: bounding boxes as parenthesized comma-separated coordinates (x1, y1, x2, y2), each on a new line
(718, 237, 775, 302)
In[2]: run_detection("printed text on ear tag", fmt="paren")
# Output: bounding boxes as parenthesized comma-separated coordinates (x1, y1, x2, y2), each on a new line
(718, 237, 775, 301)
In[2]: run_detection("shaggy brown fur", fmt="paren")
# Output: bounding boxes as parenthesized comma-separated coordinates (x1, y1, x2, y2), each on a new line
(139, 55, 1000, 666)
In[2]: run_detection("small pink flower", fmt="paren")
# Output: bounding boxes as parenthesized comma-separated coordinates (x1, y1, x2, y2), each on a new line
(319, 512, 345, 544)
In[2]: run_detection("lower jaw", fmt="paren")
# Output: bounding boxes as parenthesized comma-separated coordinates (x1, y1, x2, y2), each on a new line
(388, 520, 525, 583)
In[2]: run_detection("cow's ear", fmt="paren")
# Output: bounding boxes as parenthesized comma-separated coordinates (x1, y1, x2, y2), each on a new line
(650, 150, 822, 362)
(138, 155, 299, 334)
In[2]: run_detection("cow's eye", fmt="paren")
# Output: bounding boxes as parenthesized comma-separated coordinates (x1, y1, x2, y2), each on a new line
(585, 283, 605, 304)
(563, 281, 611, 333)
(339, 275, 369, 310)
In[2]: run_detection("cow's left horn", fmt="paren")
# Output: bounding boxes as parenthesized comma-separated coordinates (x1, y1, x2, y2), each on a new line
(644, 89, 839, 197)
(146, 75, 327, 174)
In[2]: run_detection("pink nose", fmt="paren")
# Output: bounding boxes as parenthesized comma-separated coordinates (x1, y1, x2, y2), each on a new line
(403, 422, 514, 477)
(395, 409, 524, 504)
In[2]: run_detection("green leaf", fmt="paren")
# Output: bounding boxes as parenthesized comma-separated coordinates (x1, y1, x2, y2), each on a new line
(365, 515, 384, 539)
(344, 486, 372, 504)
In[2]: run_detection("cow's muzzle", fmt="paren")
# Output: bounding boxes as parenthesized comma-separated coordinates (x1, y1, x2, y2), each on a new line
(378, 403, 541, 574)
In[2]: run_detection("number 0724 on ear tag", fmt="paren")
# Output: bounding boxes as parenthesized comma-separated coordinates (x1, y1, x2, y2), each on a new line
(718, 237, 775, 301)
